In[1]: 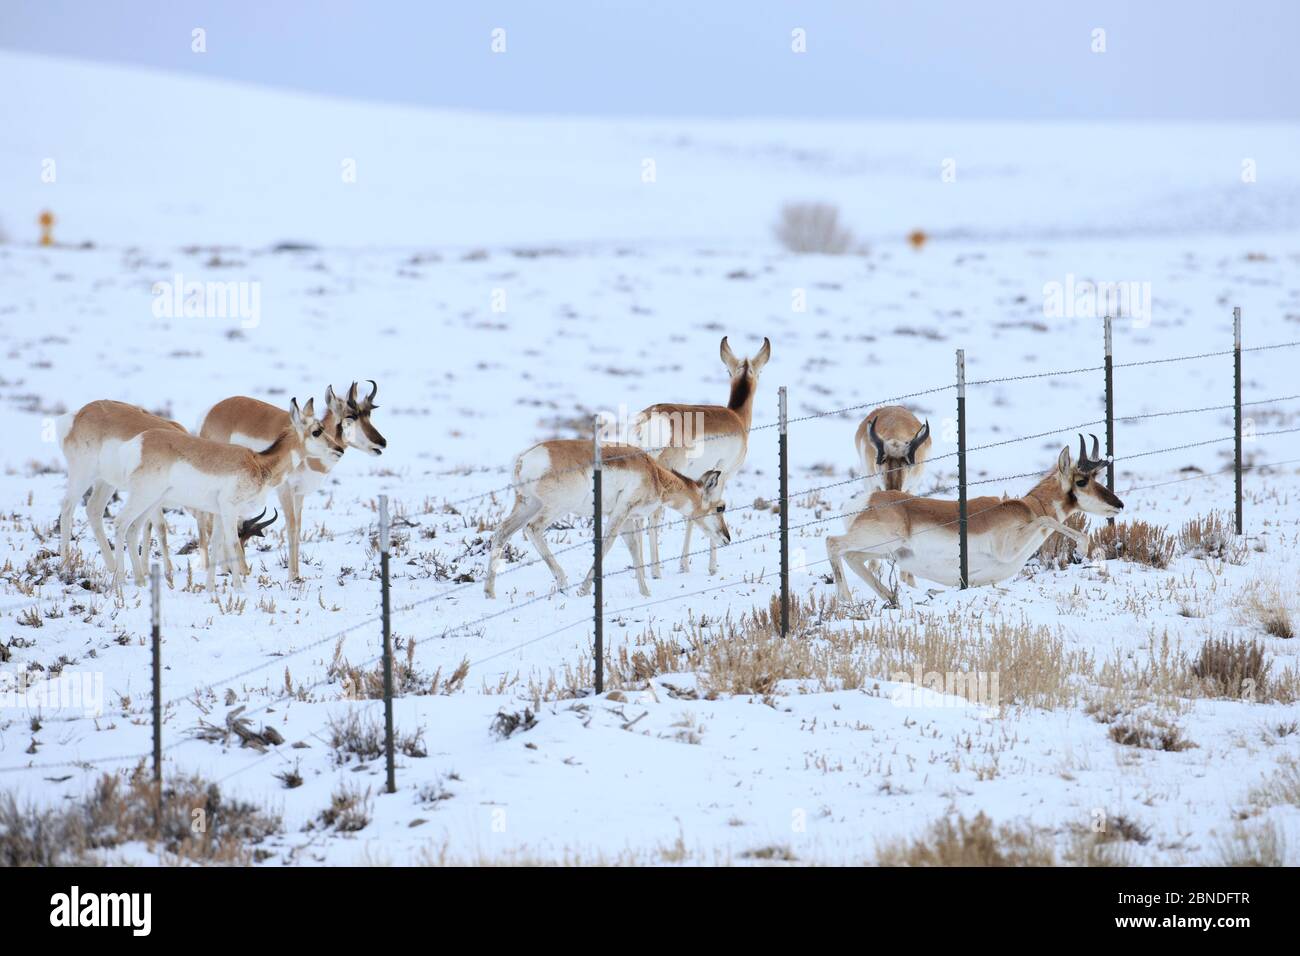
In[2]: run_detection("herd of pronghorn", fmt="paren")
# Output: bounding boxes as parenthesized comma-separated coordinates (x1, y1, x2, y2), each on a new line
(57, 337, 1123, 606)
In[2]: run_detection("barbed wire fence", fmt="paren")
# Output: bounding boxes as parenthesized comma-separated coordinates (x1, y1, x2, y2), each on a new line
(3, 308, 1299, 809)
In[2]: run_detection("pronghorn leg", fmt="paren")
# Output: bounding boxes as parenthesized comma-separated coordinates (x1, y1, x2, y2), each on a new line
(217, 505, 243, 590)
(868, 558, 914, 591)
(85, 480, 117, 572)
(524, 515, 568, 593)
(647, 507, 663, 579)
(113, 491, 163, 589)
(290, 491, 307, 579)
(844, 552, 898, 607)
(155, 509, 174, 586)
(826, 534, 853, 602)
(59, 462, 96, 569)
(621, 525, 651, 597)
(273, 484, 295, 580)
(195, 510, 211, 571)
(204, 513, 222, 592)
(485, 496, 542, 598)
(678, 513, 695, 573)
(1031, 516, 1088, 548)
(577, 503, 635, 596)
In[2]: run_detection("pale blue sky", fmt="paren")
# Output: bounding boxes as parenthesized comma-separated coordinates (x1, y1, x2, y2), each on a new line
(2, 0, 1295, 120)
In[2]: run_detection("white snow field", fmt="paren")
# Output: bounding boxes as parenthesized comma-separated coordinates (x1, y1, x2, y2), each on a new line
(2, 51, 1300, 865)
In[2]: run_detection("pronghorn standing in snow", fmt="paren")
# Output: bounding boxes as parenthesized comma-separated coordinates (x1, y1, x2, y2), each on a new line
(57, 401, 187, 580)
(634, 336, 769, 577)
(856, 405, 931, 493)
(196, 381, 386, 580)
(826, 435, 1123, 604)
(483, 439, 730, 599)
(104, 398, 341, 590)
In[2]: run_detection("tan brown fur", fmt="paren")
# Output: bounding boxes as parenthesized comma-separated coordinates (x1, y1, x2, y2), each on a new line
(856, 405, 931, 493)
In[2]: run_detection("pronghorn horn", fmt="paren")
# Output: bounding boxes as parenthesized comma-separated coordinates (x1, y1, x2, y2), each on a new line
(1077, 433, 1104, 472)
(1090, 433, 1101, 464)
(365, 379, 378, 408)
(238, 508, 276, 541)
(347, 381, 360, 408)
(906, 420, 930, 464)
(867, 417, 887, 465)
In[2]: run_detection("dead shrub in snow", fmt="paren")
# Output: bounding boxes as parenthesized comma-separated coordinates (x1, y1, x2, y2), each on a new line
(1106, 712, 1195, 752)
(1192, 636, 1271, 700)
(1178, 511, 1245, 563)
(1087, 520, 1174, 569)
(1216, 820, 1286, 867)
(329, 637, 468, 698)
(490, 707, 537, 738)
(1238, 580, 1294, 640)
(1246, 758, 1300, 812)
(875, 813, 1055, 867)
(328, 710, 426, 765)
(315, 783, 371, 833)
(774, 202, 856, 255)
(0, 765, 279, 865)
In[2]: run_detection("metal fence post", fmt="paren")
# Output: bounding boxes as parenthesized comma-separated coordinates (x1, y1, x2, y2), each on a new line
(1104, 315, 1115, 527)
(379, 495, 396, 794)
(778, 385, 789, 636)
(592, 419, 604, 694)
(1234, 307, 1243, 535)
(956, 350, 969, 589)
(150, 562, 162, 832)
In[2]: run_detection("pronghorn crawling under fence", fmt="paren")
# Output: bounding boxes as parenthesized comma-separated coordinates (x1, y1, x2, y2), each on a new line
(483, 439, 731, 599)
(102, 398, 341, 591)
(826, 435, 1123, 605)
(196, 381, 385, 580)
(634, 335, 769, 578)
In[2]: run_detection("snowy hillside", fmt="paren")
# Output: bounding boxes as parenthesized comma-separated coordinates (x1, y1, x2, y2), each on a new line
(2, 53, 1300, 866)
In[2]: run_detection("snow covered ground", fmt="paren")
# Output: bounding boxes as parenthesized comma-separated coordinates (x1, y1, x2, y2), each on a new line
(2, 52, 1299, 865)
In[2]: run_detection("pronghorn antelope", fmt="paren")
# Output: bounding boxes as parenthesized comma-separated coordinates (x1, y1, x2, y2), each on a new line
(104, 398, 340, 590)
(483, 439, 730, 600)
(856, 405, 931, 493)
(826, 435, 1123, 604)
(57, 401, 188, 580)
(196, 381, 385, 580)
(634, 335, 769, 577)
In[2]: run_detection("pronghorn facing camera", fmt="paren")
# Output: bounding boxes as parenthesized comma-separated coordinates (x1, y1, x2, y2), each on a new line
(57, 400, 188, 581)
(634, 335, 769, 577)
(826, 435, 1122, 605)
(196, 381, 384, 579)
(107, 398, 339, 590)
(856, 405, 931, 493)
(483, 439, 730, 600)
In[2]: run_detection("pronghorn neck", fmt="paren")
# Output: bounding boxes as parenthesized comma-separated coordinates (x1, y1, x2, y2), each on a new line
(727, 373, 756, 428)
(1021, 472, 1072, 522)
(256, 429, 301, 485)
(658, 467, 701, 515)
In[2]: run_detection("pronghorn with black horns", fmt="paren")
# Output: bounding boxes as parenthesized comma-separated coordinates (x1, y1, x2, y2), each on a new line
(104, 399, 341, 591)
(826, 434, 1123, 604)
(484, 439, 730, 599)
(196, 380, 386, 580)
(856, 405, 931, 493)
(633, 335, 769, 577)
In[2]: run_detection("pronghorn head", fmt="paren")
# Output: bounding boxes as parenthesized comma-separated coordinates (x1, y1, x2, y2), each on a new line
(237, 508, 279, 544)
(290, 397, 345, 463)
(686, 469, 731, 547)
(1057, 434, 1124, 517)
(338, 380, 387, 456)
(867, 417, 931, 491)
(720, 336, 771, 407)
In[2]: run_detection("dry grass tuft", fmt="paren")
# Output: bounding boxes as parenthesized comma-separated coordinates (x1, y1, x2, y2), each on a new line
(329, 638, 468, 699)
(1192, 636, 1271, 700)
(1034, 513, 1088, 569)
(876, 813, 1056, 867)
(1216, 820, 1286, 867)
(774, 202, 856, 255)
(0, 765, 280, 865)
(1106, 711, 1196, 752)
(1087, 519, 1175, 569)
(1178, 511, 1245, 563)
(1238, 580, 1294, 640)
(327, 710, 426, 765)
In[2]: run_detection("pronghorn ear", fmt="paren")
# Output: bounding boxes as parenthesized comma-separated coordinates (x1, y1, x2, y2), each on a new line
(302, 397, 316, 420)
(719, 336, 740, 374)
(325, 385, 341, 410)
(752, 336, 771, 371)
(289, 397, 303, 426)
(1057, 446, 1072, 478)
(700, 470, 722, 494)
